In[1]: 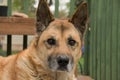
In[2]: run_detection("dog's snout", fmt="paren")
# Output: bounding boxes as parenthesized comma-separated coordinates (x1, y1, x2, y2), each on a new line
(57, 55, 69, 67)
(48, 54, 73, 72)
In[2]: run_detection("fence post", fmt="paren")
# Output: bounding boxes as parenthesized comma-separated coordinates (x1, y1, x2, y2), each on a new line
(69, 0, 75, 17)
(22, 0, 29, 49)
(54, 0, 59, 18)
(7, 0, 12, 56)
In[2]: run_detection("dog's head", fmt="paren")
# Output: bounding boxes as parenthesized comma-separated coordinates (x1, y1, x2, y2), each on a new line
(35, 0, 88, 72)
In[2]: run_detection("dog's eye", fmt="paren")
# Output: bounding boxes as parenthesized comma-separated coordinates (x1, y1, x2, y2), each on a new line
(47, 38, 56, 45)
(68, 39, 76, 46)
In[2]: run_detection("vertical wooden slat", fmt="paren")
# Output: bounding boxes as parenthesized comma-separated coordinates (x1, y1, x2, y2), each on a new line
(69, 0, 75, 17)
(7, 0, 12, 16)
(7, 35, 12, 56)
(7, 0, 12, 56)
(23, 35, 28, 49)
(23, 0, 29, 49)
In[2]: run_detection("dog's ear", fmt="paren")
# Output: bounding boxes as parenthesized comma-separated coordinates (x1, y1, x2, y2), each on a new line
(69, 1, 88, 36)
(36, 0, 54, 33)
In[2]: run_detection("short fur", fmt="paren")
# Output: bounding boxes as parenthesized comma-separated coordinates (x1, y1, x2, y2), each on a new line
(0, 0, 88, 80)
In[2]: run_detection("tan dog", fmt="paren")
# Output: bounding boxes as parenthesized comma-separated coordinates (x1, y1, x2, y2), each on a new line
(0, 0, 88, 80)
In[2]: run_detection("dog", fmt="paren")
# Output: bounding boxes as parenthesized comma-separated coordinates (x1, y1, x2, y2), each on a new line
(0, 0, 88, 80)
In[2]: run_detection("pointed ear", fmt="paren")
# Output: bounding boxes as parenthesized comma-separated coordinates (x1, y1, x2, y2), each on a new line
(36, 0, 54, 33)
(69, 1, 88, 36)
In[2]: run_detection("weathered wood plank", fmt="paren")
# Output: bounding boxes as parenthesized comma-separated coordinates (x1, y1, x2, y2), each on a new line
(0, 17, 36, 35)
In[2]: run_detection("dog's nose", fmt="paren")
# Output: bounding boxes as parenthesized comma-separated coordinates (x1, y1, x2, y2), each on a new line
(57, 55, 69, 67)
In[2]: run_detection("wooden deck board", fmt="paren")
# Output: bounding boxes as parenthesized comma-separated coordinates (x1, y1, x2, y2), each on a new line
(0, 17, 36, 35)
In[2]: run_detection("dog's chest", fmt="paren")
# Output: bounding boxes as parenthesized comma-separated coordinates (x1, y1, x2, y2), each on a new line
(33, 73, 74, 80)
(36, 74, 55, 80)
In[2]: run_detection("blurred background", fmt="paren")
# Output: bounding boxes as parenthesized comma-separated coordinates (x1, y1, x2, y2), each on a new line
(0, 0, 120, 80)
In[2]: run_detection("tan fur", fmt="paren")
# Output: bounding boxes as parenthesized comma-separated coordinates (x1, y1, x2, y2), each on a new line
(0, 20, 80, 80)
(0, 0, 88, 80)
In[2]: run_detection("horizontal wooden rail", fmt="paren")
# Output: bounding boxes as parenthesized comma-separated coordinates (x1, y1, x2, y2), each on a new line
(0, 17, 36, 35)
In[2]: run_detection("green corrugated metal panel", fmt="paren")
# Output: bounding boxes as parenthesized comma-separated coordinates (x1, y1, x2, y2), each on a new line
(117, 10, 120, 80)
(88, 0, 120, 80)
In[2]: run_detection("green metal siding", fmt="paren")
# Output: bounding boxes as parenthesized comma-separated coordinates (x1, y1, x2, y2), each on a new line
(88, 0, 120, 80)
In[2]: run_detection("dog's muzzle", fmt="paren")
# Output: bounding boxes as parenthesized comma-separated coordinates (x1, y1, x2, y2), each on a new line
(48, 54, 74, 72)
